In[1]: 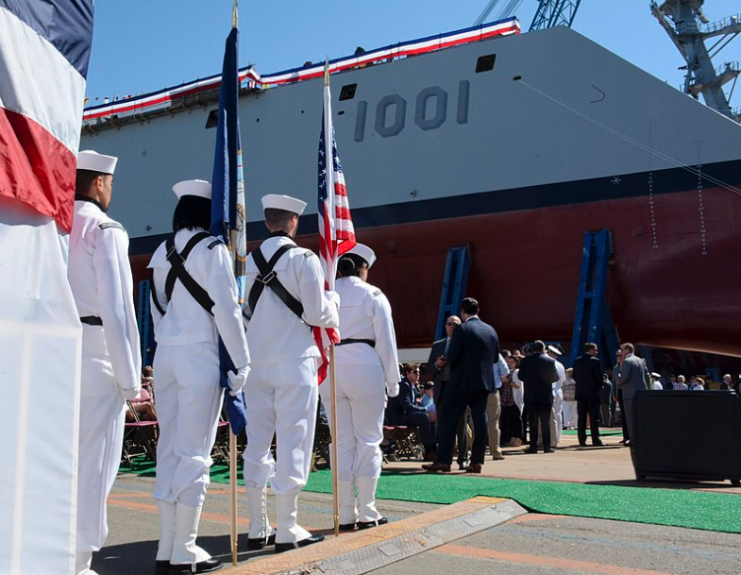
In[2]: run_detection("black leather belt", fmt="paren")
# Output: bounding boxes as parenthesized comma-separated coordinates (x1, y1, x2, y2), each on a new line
(80, 316, 103, 326)
(337, 338, 375, 348)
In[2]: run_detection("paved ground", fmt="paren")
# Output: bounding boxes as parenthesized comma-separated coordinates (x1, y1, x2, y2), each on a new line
(96, 430, 741, 575)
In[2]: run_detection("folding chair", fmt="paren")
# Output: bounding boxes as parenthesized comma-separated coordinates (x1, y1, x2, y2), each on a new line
(122, 387, 158, 466)
(383, 426, 424, 461)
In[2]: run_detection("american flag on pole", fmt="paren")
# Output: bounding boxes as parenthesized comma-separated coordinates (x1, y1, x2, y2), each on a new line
(316, 64, 356, 383)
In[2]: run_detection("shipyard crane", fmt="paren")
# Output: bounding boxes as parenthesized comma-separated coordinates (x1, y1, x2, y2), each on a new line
(474, 0, 583, 31)
(651, 0, 740, 120)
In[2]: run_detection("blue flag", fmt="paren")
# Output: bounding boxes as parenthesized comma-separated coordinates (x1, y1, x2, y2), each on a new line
(211, 24, 248, 435)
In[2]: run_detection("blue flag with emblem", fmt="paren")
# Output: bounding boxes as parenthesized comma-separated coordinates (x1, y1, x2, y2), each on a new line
(211, 20, 248, 435)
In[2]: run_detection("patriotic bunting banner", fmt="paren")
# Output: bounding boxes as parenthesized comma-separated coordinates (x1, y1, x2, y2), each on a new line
(82, 18, 520, 123)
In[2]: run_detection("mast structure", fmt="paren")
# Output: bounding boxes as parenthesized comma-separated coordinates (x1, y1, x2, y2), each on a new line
(651, 0, 741, 120)
(529, 0, 582, 31)
(473, 0, 582, 31)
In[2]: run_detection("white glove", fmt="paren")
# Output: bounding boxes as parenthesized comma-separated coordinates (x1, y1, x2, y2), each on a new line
(120, 385, 142, 402)
(325, 290, 340, 308)
(228, 365, 250, 397)
(386, 380, 400, 398)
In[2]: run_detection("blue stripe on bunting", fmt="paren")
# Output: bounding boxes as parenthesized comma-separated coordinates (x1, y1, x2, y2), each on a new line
(0, 0, 94, 78)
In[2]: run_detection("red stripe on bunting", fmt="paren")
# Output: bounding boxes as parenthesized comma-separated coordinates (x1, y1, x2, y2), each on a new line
(0, 106, 77, 232)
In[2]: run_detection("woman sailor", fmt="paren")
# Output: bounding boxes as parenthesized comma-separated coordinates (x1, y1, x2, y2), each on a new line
(320, 243, 400, 530)
(148, 180, 249, 574)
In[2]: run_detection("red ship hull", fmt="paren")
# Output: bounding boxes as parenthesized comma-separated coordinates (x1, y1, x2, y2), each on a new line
(131, 184, 741, 357)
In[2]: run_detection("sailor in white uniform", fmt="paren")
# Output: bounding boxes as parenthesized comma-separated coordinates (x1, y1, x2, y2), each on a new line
(547, 345, 566, 447)
(148, 180, 249, 575)
(68, 150, 142, 575)
(320, 244, 400, 531)
(242, 194, 340, 553)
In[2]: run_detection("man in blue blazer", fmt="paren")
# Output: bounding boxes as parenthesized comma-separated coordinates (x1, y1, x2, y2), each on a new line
(423, 297, 499, 473)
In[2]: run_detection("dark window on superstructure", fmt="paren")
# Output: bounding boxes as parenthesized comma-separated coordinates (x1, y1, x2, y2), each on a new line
(476, 54, 496, 73)
(339, 84, 357, 101)
(205, 109, 218, 129)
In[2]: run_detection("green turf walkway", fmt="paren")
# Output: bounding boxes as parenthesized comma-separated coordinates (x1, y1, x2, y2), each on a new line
(120, 458, 741, 534)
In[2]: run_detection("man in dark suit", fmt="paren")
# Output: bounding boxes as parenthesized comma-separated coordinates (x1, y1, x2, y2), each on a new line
(385, 364, 437, 460)
(518, 341, 558, 453)
(426, 315, 469, 469)
(573, 342, 605, 447)
(423, 297, 499, 474)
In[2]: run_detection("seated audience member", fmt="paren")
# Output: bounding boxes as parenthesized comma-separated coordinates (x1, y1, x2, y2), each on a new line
(421, 382, 435, 409)
(126, 367, 157, 422)
(721, 374, 732, 391)
(385, 364, 437, 460)
(674, 375, 689, 390)
(690, 377, 705, 391)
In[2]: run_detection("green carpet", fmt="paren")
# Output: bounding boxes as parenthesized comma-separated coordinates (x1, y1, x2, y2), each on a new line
(120, 458, 741, 534)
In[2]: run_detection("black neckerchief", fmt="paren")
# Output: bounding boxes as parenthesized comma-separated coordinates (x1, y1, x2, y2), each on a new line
(269, 230, 292, 239)
(75, 194, 106, 213)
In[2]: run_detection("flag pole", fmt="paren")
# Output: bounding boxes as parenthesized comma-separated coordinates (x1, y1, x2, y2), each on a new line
(325, 60, 341, 539)
(229, 3, 239, 566)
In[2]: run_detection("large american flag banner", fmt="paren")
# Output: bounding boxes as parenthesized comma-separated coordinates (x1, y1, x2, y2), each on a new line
(316, 67, 356, 383)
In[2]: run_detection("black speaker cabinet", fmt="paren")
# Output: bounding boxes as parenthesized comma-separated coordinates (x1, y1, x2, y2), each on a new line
(633, 390, 741, 486)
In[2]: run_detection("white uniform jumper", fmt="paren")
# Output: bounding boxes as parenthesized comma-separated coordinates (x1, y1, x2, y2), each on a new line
(319, 275, 399, 525)
(68, 199, 142, 572)
(149, 228, 249, 565)
(242, 234, 339, 544)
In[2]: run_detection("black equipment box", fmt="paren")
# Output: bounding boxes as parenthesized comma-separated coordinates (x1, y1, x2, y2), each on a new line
(633, 390, 741, 486)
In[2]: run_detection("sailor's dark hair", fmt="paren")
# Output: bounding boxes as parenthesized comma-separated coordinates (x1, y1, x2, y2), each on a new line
(173, 195, 211, 232)
(75, 169, 106, 195)
(338, 253, 368, 277)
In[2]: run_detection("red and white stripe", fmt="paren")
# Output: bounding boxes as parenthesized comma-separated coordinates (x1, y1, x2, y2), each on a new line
(0, 8, 88, 233)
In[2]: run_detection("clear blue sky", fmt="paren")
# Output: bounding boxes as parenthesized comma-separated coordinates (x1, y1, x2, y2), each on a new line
(86, 1, 739, 108)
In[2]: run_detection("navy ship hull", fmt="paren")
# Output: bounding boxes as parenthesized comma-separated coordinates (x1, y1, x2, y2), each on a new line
(84, 24, 741, 357)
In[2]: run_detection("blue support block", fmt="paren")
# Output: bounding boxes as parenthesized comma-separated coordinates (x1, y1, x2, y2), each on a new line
(435, 245, 471, 341)
(566, 229, 618, 370)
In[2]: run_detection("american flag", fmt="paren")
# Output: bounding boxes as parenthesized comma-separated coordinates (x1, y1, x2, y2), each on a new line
(316, 66, 356, 382)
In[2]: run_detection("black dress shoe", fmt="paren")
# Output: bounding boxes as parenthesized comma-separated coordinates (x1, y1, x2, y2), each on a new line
(274, 534, 325, 554)
(592, 440, 605, 447)
(578, 442, 587, 447)
(422, 462, 451, 473)
(458, 460, 469, 470)
(358, 517, 388, 530)
(465, 463, 483, 474)
(544, 448, 555, 453)
(338, 522, 357, 532)
(168, 558, 223, 574)
(155, 560, 170, 575)
(525, 448, 539, 454)
(247, 533, 276, 550)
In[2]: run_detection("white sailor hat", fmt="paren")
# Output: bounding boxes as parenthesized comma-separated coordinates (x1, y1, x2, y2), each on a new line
(547, 345, 562, 356)
(651, 372, 661, 379)
(173, 179, 212, 200)
(77, 150, 118, 174)
(347, 243, 377, 268)
(261, 194, 307, 215)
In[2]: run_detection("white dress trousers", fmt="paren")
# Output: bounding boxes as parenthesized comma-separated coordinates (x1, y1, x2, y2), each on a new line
(76, 328, 127, 554)
(243, 357, 319, 495)
(152, 342, 224, 507)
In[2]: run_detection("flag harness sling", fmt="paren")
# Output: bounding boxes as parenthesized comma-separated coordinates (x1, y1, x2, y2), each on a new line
(151, 231, 216, 316)
(247, 242, 310, 326)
